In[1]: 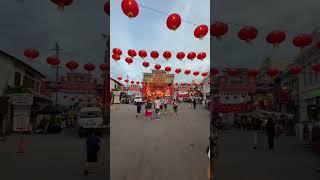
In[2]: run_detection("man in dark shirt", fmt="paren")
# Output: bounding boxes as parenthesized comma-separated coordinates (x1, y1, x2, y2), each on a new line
(84, 130, 101, 176)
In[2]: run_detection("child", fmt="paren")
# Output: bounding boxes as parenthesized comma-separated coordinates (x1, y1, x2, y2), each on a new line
(173, 99, 178, 119)
(145, 99, 153, 120)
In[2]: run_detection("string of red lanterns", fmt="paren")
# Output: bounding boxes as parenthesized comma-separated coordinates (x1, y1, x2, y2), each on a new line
(112, 48, 208, 61)
(118, 0, 209, 40)
(211, 21, 319, 49)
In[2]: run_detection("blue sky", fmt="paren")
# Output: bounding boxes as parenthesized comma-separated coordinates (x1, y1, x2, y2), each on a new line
(110, 0, 210, 84)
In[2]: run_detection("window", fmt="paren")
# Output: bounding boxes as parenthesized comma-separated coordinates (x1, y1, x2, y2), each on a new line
(23, 76, 34, 90)
(14, 72, 21, 87)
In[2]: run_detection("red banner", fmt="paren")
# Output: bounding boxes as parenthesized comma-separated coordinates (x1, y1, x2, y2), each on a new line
(212, 103, 253, 113)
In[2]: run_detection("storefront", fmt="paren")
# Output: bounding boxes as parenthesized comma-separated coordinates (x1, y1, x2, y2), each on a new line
(302, 89, 320, 122)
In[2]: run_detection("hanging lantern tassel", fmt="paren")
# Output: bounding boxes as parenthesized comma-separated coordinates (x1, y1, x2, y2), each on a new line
(245, 40, 253, 45)
(51, 65, 57, 69)
(215, 36, 222, 41)
(128, 12, 133, 18)
(273, 43, 280, 48)
(57, 4, 65, 11)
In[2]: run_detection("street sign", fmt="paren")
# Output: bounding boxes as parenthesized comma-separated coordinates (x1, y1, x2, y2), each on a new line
(46, 82, 59, 91)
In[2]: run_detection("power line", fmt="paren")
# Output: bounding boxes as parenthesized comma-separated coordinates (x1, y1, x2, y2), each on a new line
(138, 4, 198, 26)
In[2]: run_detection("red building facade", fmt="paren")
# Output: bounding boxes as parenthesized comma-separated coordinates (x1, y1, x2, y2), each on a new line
(142, 70, 174, 100)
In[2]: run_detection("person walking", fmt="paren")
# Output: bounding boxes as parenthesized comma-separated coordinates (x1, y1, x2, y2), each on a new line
(154, 97, 161, 120)
(84, 130, 101, 176)
(163, 98, 168, 113)
(252, 117, 260, 149)
(136, 101, 142, 118)
(193, 98, 197, 109)
(172, 99, 179, 119)
(266, 117, 275, 150)
(144, 99, 153, 120)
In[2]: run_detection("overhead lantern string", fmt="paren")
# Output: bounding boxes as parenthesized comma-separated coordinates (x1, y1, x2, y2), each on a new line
(138, 4, 198, 26)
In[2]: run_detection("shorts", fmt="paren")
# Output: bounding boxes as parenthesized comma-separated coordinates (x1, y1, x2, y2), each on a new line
(173, 107, 178, 112)
(164, 104, 167, 109)
(155, 108, 160, 114)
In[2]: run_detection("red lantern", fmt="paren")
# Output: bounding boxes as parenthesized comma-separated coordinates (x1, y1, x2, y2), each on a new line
(165, 66, 171, 72)
(313, 64, 320, 72)
(175, 68, 181, 74)
(293, 34, 313, 49)
(267, 68, 280, 78)
(163, 51, 172, 60)
(138, 50, 147, 59)
(24, 48, 39, 60)
(112, 54, 121, 61)
(50, 0, 73, 11)
(99, 63, 108, 72)
(193, 71, 200, 76)
(113, 48, 122, 55)
(128, 49, 137, 58)
(104, 1, 110, 16)
(184, 69, 191, 75)
(266, 31, 286, 48)
(166, 13, 181, 31)
(175, 83, 178, 86)
(141, 81, 145, 85)
(154, 64, 161, 70)
(187, 52, 196, 60)
(228, 68, 239, 77)
(187, 83, 191, 87)
(317, 41, 320, 49)
(124, 79, 129, 83)
(194, 25, 209, 39)
(176, 52, 185, 60)
(211, 22, 229, 40)
(201, 72, 208, 77)
(84, 63, 95, 72)
(211, 68, 219, 76)
(247, 69, 259, 77)
(131, 80, 135, 84)
(118, 76, 123, 81)
(136, 81, 140, 85)
(200, 82, 204, 86)
(150, 51, 159, 60)
(65, 60, 79, 72)
(121, 0, 139, 18)
(289, 67, 302, 75)
(197, 52, 206, 60)
(238, 26, 258, 43)
(46, 55, 60, 67)
(125, 57, 133, 65)
(142, 61, 150, 68)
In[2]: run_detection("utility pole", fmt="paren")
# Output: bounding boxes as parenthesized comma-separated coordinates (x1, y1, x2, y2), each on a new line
(101, 33, 110, 121)
(50, 41, 63, 106)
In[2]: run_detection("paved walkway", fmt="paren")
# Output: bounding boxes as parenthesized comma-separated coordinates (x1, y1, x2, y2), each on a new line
(213, 129, 320, 180)
(0, 129, 108, 180)
(110, 103, 210, 180)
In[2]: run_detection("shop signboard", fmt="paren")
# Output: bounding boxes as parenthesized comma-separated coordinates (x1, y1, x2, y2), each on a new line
(113, 91, 121, 104)
(11, 93, 33, 131)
